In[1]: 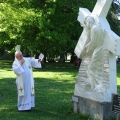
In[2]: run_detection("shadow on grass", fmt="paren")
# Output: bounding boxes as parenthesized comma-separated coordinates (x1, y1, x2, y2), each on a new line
(0, 60, 13, 69)
(0, 60, 79, 72)
(33, 62, 79, 74)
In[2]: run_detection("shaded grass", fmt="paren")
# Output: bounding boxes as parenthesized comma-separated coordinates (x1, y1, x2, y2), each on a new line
(0, 60, 92, 120)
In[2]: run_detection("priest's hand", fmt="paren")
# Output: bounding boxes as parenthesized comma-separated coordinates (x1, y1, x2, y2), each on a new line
(20, 59, 25, 65)
(38, 59, 41, 62)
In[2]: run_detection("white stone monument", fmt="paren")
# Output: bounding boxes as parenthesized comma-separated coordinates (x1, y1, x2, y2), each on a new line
(72, 0, 120, 119)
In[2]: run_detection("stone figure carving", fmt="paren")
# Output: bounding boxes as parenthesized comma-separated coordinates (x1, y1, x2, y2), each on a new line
(72, 1, 120, 119)
(73, 0, 120, 102)
(77, 15, 108, 93)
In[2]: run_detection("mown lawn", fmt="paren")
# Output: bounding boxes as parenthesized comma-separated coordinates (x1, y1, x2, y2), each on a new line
(0, 60, 120, 120)
(117, 64, 120, 92)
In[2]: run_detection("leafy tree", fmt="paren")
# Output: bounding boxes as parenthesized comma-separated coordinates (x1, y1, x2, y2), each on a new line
(0, 0, 97, 61)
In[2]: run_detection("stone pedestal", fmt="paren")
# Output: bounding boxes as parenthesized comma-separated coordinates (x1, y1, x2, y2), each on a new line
(72, 95, 115, 120)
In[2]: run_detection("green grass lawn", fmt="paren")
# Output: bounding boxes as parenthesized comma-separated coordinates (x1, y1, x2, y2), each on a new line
(117, 64, 120, 92)
(0, 60, 120, 120)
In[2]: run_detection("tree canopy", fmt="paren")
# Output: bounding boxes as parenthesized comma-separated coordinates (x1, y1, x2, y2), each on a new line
(0, 0, 100, 58)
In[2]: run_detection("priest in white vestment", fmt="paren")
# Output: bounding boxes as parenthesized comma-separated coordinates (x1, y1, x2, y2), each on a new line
(12, 51, 42, 111)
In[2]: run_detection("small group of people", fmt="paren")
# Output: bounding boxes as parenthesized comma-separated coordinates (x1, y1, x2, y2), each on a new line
(12, 51, 42, 112)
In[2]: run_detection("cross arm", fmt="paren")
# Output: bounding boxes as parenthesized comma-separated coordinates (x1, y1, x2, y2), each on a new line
(74, 8, 91, 58)
(77, 8, 91, 26)
(104, 30, 120, 55)
(74, 28, 88, 58)
(92, 0, 112, 17)
(117, 38, 120, 56)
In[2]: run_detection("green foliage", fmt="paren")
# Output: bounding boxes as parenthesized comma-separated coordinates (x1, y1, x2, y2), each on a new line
(0, 0, 97, 56)
(107, 4, 120, 36)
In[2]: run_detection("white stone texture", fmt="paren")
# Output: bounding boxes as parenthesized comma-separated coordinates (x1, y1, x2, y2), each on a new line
(74, 0, 120, 102)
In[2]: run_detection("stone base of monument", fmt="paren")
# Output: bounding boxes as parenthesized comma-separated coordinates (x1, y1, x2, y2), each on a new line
(72, 95, 115, 120)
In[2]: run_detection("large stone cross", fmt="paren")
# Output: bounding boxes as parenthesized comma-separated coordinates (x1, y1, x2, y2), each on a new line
(74, 0, 120, 102)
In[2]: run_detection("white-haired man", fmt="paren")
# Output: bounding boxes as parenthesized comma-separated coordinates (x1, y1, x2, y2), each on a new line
(12, 51, 42, 112)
